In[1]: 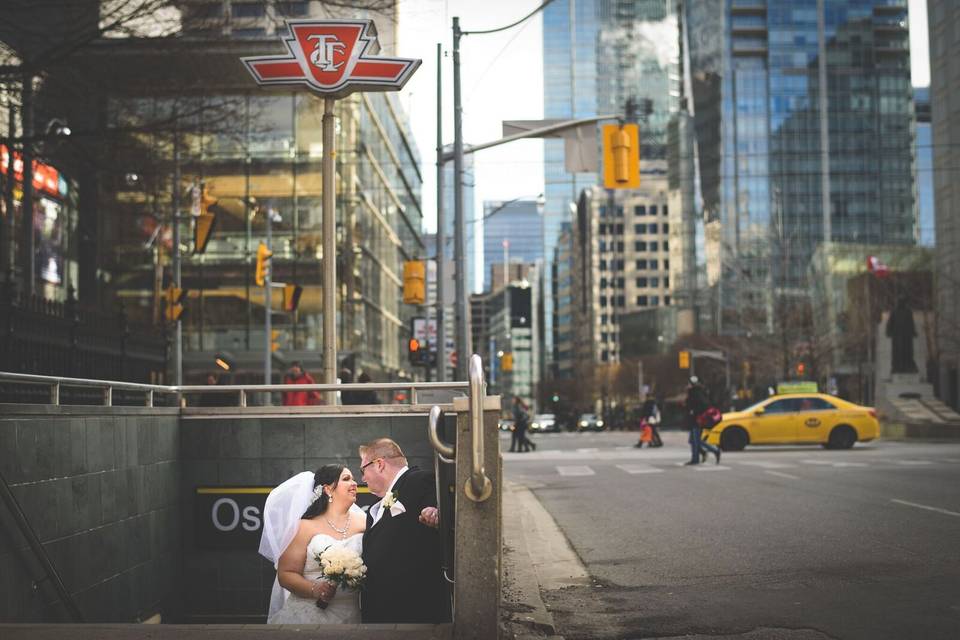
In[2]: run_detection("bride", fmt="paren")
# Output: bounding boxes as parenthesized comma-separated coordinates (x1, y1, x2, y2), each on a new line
(259, 464, 366, 623)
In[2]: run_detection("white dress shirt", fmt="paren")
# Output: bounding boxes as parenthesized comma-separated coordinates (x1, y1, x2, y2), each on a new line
(370, 465, 409, 526)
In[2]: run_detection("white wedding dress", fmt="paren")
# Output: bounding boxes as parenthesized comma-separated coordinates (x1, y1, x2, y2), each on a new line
(267, 533, 363, 624)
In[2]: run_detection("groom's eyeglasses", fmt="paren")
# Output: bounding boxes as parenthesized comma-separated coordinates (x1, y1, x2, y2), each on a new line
(360, 458, 382, 474)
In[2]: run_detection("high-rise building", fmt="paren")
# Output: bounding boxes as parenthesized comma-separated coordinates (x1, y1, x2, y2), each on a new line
(542, 0, 692, 366)
(929, 0, 960, 409)
(914, 86, 934, 248)
(482, 199, 543, 292)
(683, 0, 917, 335)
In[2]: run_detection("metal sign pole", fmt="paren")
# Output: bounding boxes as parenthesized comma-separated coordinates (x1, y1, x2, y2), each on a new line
(264, 207, 272, 400)
(436, 42, 447, 382)
(453, 17, 469, 382)
(323, 97, 337, 404)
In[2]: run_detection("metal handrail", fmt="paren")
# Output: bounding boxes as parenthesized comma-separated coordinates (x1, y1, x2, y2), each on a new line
(0, 371, 469, 407)
(464, 354, 492, 502)
(427, 405, 455, 459)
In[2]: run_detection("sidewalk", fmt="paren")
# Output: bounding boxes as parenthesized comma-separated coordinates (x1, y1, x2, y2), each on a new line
(500, 480, 590, 640)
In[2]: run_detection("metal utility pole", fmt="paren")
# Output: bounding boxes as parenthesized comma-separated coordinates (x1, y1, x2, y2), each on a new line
(436, 42, 447, 382)
(322, 97, 337, 404)
(264, 205, 272, 397)
(172, 110, 182, 387)
(19, 74, 34, 296)
(452, 17, 469, 382)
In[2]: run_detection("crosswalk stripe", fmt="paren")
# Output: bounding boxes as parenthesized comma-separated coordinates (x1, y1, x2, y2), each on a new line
(616, 464, 664, 474)
(557, 465, 595, 476)
(895, 460, 934, 466)
(694, 465, 731, 472)
(735, 460, 797, 469)
(764, 470, 800, 480)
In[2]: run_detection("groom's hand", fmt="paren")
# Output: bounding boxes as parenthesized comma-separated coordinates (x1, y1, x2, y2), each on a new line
(419, 506, 439, 528)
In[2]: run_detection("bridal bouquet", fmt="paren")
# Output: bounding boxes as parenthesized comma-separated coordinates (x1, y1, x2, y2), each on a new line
(308, 539, 367, 592)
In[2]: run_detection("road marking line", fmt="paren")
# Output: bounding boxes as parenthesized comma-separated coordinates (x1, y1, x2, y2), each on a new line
(616, 464, 664, 474)
(576, 448, 599, 453)
(556, 465, 595, 476)
(895, 460, 934, 466)
(764, 470, 800, 480)
(694, 465, 731, 472)
(832, 462, 868, 468)
(801, 460, 834, 465)
(736, 461, 797, 469)
(891, 499, 960, 518)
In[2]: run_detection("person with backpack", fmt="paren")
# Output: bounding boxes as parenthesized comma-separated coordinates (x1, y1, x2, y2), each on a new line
(685, 376, 721, 465)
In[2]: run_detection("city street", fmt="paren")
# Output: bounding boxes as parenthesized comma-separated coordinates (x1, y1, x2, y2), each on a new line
(502, 430, 960, 639)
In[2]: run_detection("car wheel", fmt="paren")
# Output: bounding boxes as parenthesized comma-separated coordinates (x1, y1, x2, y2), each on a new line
(720, 427, 748, 452)
(827, 425, 857, 450)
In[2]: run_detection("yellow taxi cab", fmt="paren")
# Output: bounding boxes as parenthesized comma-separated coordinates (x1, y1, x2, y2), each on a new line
(704, 393, 879, 451)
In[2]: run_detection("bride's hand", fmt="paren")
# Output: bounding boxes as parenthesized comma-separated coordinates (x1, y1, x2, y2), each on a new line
(311, 580, 336, 607)
(419, 506, 439, 528)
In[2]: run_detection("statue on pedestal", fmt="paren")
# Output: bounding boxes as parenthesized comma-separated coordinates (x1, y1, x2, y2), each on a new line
(886, 296, 917, 374)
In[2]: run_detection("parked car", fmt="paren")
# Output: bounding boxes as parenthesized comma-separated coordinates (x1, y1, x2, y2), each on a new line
(576, 413, 605, 432)
(530, 413, 559, 432)
(703, 393, 879, 451)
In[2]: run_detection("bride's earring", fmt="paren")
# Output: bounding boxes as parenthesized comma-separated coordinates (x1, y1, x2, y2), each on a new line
(328, 493, 333, 503)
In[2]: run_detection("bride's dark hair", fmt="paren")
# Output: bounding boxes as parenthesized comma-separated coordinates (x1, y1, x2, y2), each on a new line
(301, 464, 346, 519)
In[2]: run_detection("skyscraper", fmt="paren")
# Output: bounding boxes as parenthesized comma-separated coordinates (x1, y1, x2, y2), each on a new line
(684, 0, 917, 334)
(482, 199, 544, 292)
(542, 0, 689, 367)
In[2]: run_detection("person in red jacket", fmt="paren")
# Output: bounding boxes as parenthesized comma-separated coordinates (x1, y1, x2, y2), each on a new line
(282, 362, 321, 406)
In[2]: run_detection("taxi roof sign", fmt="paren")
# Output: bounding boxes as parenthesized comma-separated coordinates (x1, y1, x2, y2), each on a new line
(241, 19, 421, 98)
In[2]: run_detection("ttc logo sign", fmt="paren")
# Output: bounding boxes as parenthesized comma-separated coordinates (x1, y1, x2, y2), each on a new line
(242, 19, 420, 97)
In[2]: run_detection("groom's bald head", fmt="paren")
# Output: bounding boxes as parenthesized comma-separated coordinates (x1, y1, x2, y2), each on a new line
(358, 438, 408, 496)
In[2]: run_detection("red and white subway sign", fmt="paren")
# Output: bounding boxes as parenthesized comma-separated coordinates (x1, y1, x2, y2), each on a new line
(241, 19, 420, 97)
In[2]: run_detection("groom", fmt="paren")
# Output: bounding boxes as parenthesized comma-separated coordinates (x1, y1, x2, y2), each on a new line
(357, 437, 450, 623)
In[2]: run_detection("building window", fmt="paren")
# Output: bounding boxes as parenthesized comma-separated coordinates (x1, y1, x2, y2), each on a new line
(635, 241, 647, 251)
(650, 205, 658, 216)
(663, 223, 669, 233)
(600, 277, 608, 288)
(662, 205, 668, 216)
(665, 295, 671, 305)
(617, 295, 625, 307)
(276, 1, 309, 15)
(636, 259, 647, 269)
(649, 241, 658, 251)
(634, 224, 645, 233)
(616, 224, 624, 233)
(617, 242, 624, 251)
(664, 276, 669, 287)
(617, 277, 625, 288)
(636, 277, 648, 287)
(602, 350, 609, 362)
(602, 332, 608, 342)
(601, 314, 608, 324)
(599, 240, 607, 251)
(600, 296, 608, 307)
(651, 295, 659, 306)
(663, 259, 669, 269)
(232, 2, 266, 18)
(233, 27, 266, 37)
(663, 240, 669, 250)
(616, 206, 624, 217)
(648, 223, 658, 233)
(650, 277, 659, 287)
(637, 296, 648, 306)
(650, 259, 658, 269)
(634, 205, 646, 216)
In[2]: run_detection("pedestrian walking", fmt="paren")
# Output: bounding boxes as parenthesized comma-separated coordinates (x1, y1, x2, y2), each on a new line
(685, 376, 721, 465)
(282, 362, 321, 406)
(635, 395, 663, 448)
(510, 396, 536, 452)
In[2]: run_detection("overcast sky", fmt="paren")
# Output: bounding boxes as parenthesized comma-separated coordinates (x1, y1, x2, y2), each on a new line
(396, 0, 931, 234)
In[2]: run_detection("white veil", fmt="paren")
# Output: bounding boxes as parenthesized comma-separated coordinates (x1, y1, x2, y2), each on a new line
(260, 471, 316, 618)
(259, 470, 368, 617)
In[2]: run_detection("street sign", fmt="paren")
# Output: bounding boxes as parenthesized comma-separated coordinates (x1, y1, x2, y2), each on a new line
(241, 20, 421, 98)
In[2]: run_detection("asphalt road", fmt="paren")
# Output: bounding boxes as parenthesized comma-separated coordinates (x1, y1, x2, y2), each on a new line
(502, 429, 960, 640)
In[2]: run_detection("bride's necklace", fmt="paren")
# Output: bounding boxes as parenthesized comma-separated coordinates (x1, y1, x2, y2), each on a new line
(326, 513, 350, 539)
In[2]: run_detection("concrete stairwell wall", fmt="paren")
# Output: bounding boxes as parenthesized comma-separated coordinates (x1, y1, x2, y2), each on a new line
(0, 407, 182, 623)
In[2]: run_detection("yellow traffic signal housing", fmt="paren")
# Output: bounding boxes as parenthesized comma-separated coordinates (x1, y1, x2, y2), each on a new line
(501, 352, 514, 372)
(255, 242, 273, 287)
(403, 260, 426, 305)
(602, 123, 640, 189)
(282, 284, 303, 312)
(678, 350, 690, 369)
(271, 329, 281, 352)
(164, 286, 186, 323)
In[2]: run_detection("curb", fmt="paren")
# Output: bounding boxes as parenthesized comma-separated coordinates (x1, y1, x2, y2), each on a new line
(881, 421, 960, 440)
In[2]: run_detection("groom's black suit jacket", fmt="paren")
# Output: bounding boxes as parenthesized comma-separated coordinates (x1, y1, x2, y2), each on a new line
(361, 467, 450, 623)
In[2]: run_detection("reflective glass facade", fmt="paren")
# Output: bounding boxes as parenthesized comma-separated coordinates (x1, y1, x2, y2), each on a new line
(108, 91, 423, 381)
(543, 0, 682, 368)
(482, 199, 544, 292)
(685, 0, 917, 334)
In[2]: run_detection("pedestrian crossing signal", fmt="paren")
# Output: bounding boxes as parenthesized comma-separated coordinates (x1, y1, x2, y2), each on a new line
(403, 260, 426, 305)
(602, 124, 640, 189)
(255, 242, 272, 287)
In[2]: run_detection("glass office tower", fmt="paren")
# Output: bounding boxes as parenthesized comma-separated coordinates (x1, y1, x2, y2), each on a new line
(542, 0, 683, 371)
(684, 0, 917, 334)
(482, 199, 544, 292)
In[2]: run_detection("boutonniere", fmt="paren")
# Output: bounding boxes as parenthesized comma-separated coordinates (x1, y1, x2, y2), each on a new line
(381, 491, 405, 516)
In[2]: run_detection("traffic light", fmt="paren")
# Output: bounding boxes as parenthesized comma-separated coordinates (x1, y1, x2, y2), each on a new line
(501, 352, 514, 372)
(602, 123, 640, 189)
(408, 337, 423, 364)
(271, 329, 281, 352)
(255, 242, 272, 287)
(282, 284, 303, 312)
(403, 260, 426, 304)
(193, 186, 218, 254)
(678, 350, 690, 369)
(164, 286, 186, 323)
(796, 362, 806, 377)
